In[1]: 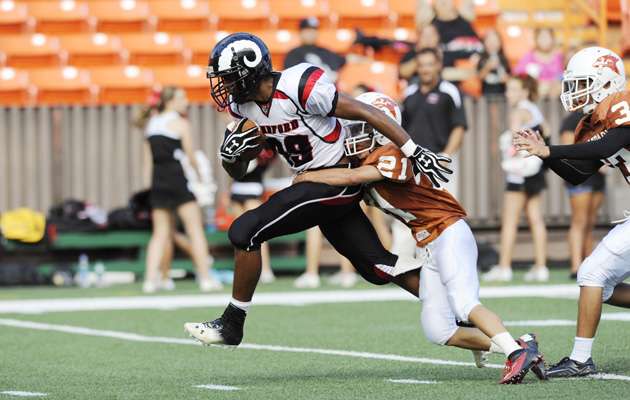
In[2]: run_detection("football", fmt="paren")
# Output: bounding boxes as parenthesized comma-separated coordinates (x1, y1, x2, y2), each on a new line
(233, 119, 265, 162)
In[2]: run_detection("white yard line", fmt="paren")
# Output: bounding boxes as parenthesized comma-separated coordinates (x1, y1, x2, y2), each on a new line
(1, 318, 630, 382)
(385, 379, 440, 384)
(0, 391, 48, 397)
(0, 285, 581, 314)
(193, 384, 243, 391)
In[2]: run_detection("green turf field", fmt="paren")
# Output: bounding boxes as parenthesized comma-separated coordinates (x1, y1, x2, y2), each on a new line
(1, 268, 630, 399)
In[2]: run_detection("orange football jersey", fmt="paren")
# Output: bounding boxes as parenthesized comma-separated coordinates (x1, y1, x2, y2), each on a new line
(575, 90, 630, 185)
(361, 143, 466, 247)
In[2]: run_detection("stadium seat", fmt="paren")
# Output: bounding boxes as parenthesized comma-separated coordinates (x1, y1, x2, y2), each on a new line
(180, 31, 225, 67)
(58, 33, 124, 67)
(605, 0, 622, 22)
(249, 29, 301, 70)
(365, 27, 417, 63)
(0, 0, 30, 35)
(28, 66, 94, 105)
(151, 65, 211, 103)
(89, 65, 153, 105)
(27, 1, 92, 35)
(148, 0, 211, 32)
(471, 0, 500, 37)
(328, 0, 390, 30)
(495, 23, 534, 68)
(88, 0, 153, 34)
(455, 58, 481, 99)
(209, 0, 271, 32)
(0, 67, 33, 106)
(315, 28, 357, 55)
(336, 61, 401, 100)
(387, 0, 416, 29)
(268, 0, 330, 30)
(118, 32, 186, 66)
(0, 34, 62, 68)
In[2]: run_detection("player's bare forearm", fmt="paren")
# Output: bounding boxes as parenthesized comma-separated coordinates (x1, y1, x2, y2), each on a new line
(294, 166, 382, 187)
(334, 93, 411, 148)
(222, 159, 249, 180)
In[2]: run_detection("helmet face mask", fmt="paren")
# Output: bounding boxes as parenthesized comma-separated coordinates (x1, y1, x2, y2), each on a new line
(561, 47, 626, 114)
(343, 122, 381, 157)
(207, 33, 272, 110)
(342, 92, 401, 158)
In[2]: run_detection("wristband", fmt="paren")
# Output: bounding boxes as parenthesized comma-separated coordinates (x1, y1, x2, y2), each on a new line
(400, 139, 417, 157)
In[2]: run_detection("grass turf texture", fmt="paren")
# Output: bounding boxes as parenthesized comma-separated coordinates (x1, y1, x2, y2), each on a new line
(1, 271, 630, 399)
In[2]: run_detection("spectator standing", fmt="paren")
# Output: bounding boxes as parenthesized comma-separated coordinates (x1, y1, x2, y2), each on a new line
(416, 0, 484, 84)
(513, 28, 563, 98)
(477, 29, 510, 96)
(284, 17, 347, 83)
(142, 87, 222, 293)
(398, 23, 442, 86)
(482, 74, 549, 283)
(560, 112, 607, 279)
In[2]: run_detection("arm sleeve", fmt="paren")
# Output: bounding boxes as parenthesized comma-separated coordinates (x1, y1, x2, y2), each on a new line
(549, 126, 630, 160)
(543, 158, 603, 186)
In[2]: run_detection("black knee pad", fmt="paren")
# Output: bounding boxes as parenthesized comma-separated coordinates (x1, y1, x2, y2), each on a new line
(227, 213, 261, 251)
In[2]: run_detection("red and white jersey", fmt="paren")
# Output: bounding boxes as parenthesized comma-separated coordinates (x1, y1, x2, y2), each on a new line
(226, 63, 346, 172)
(575, 90, 630, 185)
(362, 143, 467, 247)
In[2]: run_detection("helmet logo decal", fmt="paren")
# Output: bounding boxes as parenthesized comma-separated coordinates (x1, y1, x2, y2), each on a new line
(592, 54, 620, 74)
(371, 97, 399, 120)
(218, 39, 262, 71)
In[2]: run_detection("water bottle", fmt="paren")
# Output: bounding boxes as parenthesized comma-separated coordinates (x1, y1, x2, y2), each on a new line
(204, 207, 217, 232)
(94, 261, 106, 288)
(77, 253, 90, 288)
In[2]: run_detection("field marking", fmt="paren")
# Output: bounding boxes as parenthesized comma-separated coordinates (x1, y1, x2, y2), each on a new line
(385, 379, 440, 384)
(194, 384, 243, 391)
(2, 318, 630, 382)
(0, 391, 48, 397)
(0, 285, 581, 314)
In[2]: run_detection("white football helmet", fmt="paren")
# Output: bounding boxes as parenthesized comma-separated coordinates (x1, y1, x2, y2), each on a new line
(561, 47, 626, 114)
(343, 92, 402, 157)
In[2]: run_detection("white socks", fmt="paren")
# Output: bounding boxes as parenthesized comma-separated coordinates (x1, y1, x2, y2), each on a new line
(491, 332, 522, 357)
(489, 342, 504, 354)
(570, 337, 594, 363)
(230, 297, 251, 314)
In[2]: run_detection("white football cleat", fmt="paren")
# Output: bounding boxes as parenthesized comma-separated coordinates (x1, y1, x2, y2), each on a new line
(472, 350, 489, 368)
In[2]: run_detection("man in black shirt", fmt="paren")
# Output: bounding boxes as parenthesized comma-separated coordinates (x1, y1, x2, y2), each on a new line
(283, 17, 346, 84)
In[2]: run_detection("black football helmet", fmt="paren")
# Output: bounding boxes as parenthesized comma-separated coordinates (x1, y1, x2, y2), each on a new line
(207, 33, 273, 110)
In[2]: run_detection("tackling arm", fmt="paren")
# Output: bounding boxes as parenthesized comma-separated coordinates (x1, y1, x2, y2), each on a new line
(294, 165, 384, 187)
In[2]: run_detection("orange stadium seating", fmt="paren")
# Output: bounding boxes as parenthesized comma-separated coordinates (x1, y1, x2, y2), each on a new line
(148, 0, 211, 32)
(0, 34, 62, 69)
(315, 28, 358, 55)
(26, 1, 92, 35)
(249, 29, 301, 70)
(58, 33, 125, 67)
(329, 0, 390, 30)
(0, 67, 32, 106)
(118, 32, 186, 66)
(89, 65, 154, 105)
(88, 0, 153, 34)
(28, 66, 94, 105)
(387, 0, 416, 29)
(336, 61, 401, 100)
(0, 1, 30, 35)
(209, 0, 271, 32)
(151, 65, 211, 103)
(180, 31, 223, 67)
(495, 23, 534, 67)
(268, 0, 330, 30)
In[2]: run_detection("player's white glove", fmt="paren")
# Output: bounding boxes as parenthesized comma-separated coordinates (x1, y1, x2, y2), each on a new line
(219, 118, 261, 163)
(408, 145, 452, 187)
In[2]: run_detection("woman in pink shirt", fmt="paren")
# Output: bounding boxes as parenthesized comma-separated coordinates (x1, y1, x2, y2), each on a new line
(514, 28, 563, 98)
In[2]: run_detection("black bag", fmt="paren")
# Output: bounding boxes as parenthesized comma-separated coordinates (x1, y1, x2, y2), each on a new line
(48, 200, 101, 232)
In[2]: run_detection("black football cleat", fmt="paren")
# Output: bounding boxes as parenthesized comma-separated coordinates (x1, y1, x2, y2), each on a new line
(548, 357, 597, 378)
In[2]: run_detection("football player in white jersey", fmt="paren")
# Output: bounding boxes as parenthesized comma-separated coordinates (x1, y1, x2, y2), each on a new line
(295, 92, 548, 384)
(514, 47, 630, 377)
(184, 33, 452, 349)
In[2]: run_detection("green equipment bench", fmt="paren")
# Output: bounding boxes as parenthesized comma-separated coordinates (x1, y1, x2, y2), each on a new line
(3, 230, 307, 276)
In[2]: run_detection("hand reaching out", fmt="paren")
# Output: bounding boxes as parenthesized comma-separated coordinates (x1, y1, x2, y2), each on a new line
(512, 129, 550, 159)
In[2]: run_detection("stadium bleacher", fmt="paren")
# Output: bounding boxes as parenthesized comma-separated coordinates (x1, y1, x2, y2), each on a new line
(0, 0, 626, 106)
